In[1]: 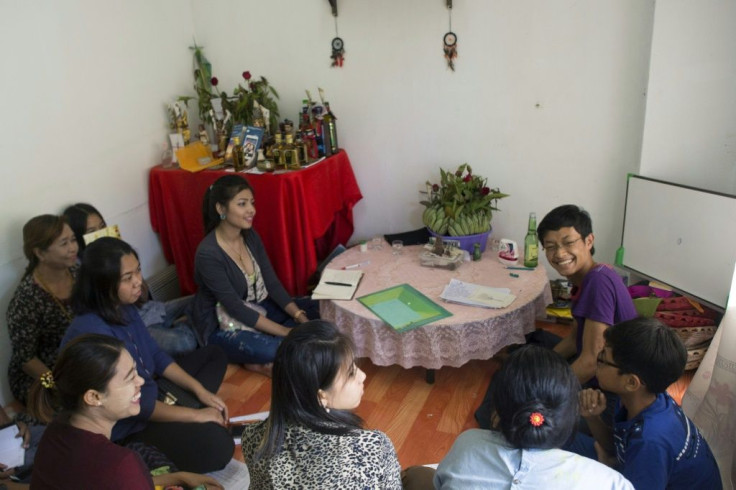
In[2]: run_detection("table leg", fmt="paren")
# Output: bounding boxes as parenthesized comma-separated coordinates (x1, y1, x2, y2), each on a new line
(425, 369, 435, 384)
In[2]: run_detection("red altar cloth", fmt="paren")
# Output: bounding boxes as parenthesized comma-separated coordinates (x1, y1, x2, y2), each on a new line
(148, 151, 363, 296)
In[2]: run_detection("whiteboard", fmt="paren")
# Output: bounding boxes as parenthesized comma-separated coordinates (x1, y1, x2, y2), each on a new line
(621, 175, 736, 309)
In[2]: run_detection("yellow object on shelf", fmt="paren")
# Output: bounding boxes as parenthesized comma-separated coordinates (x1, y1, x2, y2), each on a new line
(545, 306, 573, 319)
(176, 141, 224, 173)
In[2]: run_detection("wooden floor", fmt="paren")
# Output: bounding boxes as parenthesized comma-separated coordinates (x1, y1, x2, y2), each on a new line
(222, 357, 499, 467)
(221, 320, 694, 466)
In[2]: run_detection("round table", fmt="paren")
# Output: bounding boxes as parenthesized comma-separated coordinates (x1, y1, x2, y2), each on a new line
(319, 242, 553, 373)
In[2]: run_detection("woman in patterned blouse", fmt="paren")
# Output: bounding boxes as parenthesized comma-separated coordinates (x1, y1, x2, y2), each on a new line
(7, 215, 78, 405)
(241, 320, 402, 489)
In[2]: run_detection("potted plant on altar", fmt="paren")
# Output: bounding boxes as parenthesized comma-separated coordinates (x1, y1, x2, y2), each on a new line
(223, 71, 280, 134)
(178, 44, 280, 137)
(421, 163, 508, 253)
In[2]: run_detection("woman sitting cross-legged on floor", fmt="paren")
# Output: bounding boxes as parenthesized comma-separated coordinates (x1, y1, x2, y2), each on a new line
(7, 214, 79, 407)
(63, 202, 197, 356)
(240, 320, 402, 489)
(61, 237, 233, 474)
(428, 345, 634, 490)
(191, 175, 319, 376)
(28, 334, 223, 489)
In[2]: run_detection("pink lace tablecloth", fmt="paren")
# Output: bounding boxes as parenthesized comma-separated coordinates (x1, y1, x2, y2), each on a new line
(319, 243, 553, 369)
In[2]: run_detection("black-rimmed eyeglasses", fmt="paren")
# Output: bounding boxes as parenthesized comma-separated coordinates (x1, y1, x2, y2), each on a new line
(596, 352, 619, 369)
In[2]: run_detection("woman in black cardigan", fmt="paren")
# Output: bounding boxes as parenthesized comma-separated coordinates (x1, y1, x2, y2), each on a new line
(191, 175, 319, 376)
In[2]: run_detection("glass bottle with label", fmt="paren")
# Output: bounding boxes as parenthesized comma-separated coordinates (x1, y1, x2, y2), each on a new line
(523, 212, 539, 268)
(232, 137, 244, 171)
(272, 133, 284, 169)
(324, 101, 338, 153)
(284, 133, 300, 169)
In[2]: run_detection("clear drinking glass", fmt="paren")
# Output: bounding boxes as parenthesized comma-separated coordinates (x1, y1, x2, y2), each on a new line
(372, 236, 384, 250)
(391, 240, 403, 255)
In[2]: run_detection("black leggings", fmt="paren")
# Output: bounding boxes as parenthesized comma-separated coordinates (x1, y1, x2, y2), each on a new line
(128, 345, 234, 473)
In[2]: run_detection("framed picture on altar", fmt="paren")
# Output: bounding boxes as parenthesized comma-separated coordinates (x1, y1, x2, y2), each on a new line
(242, 126, 264, 167)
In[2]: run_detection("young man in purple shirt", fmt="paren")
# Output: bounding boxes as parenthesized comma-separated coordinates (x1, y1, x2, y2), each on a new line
(476, 205, 637, 429)
(539, 205, 638, 386)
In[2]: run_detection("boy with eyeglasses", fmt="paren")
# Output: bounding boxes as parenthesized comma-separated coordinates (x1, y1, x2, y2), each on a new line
(536, 204, 637, 385)
(575, 318, 722, 489)
(475, 204, 637, 429)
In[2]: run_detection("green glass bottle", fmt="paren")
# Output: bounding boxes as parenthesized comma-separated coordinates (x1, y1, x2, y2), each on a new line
(232, 137, 245, 171)
(523, 212, 538, 268)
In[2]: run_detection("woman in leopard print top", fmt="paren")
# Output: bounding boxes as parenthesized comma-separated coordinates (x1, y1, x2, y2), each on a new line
(241, 320, 402, 489)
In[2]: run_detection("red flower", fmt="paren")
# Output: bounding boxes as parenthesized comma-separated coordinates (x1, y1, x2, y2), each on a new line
(481, 187, 490, 195)
(243, 71, 252, 81)
(432, 184, 440, 192)
(529, 412, 545, 427)
(210, 77, 219, 86)
(463, 174, 472, 182)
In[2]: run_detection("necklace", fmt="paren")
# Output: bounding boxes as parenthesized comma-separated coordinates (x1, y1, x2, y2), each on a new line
(217, 231, 249, 272)
(216, 230, 260, 301)
(34, 268, 74, 322)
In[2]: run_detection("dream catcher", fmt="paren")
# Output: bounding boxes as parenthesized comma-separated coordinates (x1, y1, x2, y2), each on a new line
(443, 0, 457, 71)
(328, 0, 345, 67)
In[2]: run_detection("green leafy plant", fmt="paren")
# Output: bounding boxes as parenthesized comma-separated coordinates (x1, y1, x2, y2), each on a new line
(224, 71, 280, 132)
(178, 44, 280, 133)
(177, 42, 216, 125)
(421, 163, 509, 236)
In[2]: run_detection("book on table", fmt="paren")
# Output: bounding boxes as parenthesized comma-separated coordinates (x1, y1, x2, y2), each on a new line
(311, 269, 364, 300)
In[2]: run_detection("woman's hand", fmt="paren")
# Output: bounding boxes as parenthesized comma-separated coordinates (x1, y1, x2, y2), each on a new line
(579, 388, 607, 418)
(194, 388, 228, 422)
(194, 406, 227, 426)
(0, 462, 15, 479)
(15, 421, 30, 449)
(154, 471, 224, 489)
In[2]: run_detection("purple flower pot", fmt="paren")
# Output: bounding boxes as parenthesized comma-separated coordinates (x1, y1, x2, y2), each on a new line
(427, 228, 492, 254)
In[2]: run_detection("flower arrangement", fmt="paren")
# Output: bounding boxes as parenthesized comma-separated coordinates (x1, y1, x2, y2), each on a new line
(421, 163, 508, 236)
(178, 44, 280, 134)
(223, 70, 280, 133)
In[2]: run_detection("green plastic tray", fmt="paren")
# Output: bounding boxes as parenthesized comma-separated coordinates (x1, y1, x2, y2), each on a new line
(357, 283, 452, 333)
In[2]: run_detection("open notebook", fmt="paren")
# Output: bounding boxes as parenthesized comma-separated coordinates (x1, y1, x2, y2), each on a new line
(311, 269, 364, 300)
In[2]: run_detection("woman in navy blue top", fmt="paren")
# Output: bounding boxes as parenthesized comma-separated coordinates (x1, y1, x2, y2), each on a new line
(62, 237, 233, 474)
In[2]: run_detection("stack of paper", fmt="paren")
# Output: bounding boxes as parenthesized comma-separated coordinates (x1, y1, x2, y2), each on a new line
(0, 424, 25, 469)
(440, 279, 516, 309)
(206, 458, 250, 489)
(312, 269, 364, 300)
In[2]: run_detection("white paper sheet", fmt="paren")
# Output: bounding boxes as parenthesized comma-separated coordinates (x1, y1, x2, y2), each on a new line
(206, 458, 250, 490)
(440, 278, 516, 309)
(0, 424, 25, 469)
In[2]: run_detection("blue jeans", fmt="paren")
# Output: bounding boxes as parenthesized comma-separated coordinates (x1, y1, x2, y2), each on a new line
(146, 296, 198, 356)
(208, 297, 319, 364)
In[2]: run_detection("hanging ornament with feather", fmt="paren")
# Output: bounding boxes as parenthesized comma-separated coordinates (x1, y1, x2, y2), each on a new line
(443, 0, 457, 71)
(328, 0, 345, 67)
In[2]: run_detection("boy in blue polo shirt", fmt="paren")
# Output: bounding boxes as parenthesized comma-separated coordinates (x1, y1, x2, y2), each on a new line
(577, 317, 722, 489)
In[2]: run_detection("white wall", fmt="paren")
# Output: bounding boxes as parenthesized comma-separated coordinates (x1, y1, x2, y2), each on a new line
(0, 1, 195, 404)
(191, 0, 654, 269)
(0, 0, 657, 404)
(640, 0, 736, 193)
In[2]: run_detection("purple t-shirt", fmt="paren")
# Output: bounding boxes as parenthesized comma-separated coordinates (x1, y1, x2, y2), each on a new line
(571, 264, 637, 356)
